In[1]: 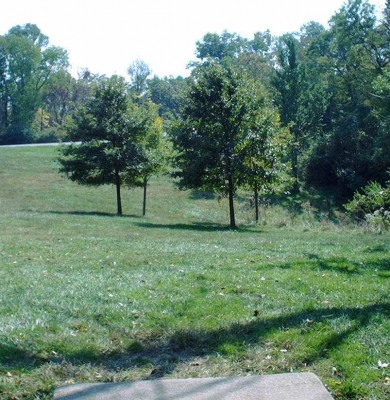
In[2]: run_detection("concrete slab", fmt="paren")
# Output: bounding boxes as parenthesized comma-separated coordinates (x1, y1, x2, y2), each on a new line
(54, 372, 334, 399)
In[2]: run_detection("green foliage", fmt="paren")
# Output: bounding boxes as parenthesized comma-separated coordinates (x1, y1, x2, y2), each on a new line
(0, 24, 69, 144)
(59, 75, 141, 214)
(148, 75, 187, 122)
(301, 0, 388, 197)
(2, 0, 390, 206)
(174, 61, 286, 228)
(344, 180, 390, 231)
(127, 59, 151, 99)
(173, 62, 244, 194)
(58, 75, 164, 215)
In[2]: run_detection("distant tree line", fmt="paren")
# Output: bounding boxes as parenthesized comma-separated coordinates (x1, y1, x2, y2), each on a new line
(1, 0, 390, 226)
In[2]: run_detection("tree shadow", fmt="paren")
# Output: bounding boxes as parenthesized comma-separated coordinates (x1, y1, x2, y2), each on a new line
(288, 253, 390, 276)
(12, 304, 388, 373)
(2, 302, 388, 398)
(364, 244, 390, 253)
(189, 189, 216, 200)
(134, 221, 261, 233)
(41, 210, 141, 218)
(126, 302, 389, 375)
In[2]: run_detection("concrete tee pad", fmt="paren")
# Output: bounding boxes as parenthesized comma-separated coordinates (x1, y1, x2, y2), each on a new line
(54, 372, 334, 399)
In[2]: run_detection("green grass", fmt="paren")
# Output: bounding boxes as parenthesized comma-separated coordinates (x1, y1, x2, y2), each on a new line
(0, 146, 389, 399)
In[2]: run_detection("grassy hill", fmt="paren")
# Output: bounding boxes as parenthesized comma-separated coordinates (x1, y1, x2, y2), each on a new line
(0, 146, 389, 399)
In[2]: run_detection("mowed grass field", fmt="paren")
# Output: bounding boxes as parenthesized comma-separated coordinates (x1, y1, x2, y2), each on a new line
(0, 146, 389, 399)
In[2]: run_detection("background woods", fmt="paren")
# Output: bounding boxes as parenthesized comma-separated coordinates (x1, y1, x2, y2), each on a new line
(1, 0, 390, 218)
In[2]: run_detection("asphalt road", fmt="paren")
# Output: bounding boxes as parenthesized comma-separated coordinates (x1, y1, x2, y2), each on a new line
(0, 142, 78, 148)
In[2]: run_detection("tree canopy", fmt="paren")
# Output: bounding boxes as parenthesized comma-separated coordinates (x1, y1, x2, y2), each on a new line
(58, 75, 164, 215)
(172, 61, 287, 228)
(2, 0, 390, 221)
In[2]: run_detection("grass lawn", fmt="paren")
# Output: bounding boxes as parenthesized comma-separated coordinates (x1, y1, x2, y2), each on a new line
(0, 145, 389, 399)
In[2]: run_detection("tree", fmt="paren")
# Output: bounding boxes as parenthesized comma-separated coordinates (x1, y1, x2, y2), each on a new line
(240, 103, 291, 223)
(195, 31, 249, 62)
(271, 33, 329, 194)
(303, 0, 386, 196)
(58, 76, 146, 215)
(123, 100, 166, 216)
(127, 60, 166, 215)
(127, 59, 151, 101)
(371, 66, 390, 181)
(173, 62, 282, 228)
(0, 24, 68, 144)
(148, 75, 187, 121)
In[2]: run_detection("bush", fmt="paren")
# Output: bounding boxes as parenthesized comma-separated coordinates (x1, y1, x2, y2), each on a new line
(32, 128, 62, 143)
(0, 124, 33, 144)
(344, 180, 390, 232)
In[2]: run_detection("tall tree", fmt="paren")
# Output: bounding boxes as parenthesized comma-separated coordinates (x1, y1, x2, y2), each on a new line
(195, 31, 248, 62)
(123, 100, 166, 216)
(240, 103, 291, 223)
(127, 60, 166, 214)
(304, 0, 386, 196)
(173, 62, 283, 228)
(148, 75, 187, 121)
(271, 33, 329, 194)
(127, 59, 151, 101)
(58, 76, 145, 215)
(0, 24, 68, 144)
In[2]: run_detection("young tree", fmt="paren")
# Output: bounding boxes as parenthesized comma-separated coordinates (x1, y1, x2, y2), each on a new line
(123, 100, 166, 216)
(240, 104, 291, 223)
(173, 62, 282, 228)
(126, 60, 166, 215)
(58, 75, 145, 215)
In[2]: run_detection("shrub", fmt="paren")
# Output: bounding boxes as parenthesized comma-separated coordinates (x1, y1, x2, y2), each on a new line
(344, 180, 390, 232)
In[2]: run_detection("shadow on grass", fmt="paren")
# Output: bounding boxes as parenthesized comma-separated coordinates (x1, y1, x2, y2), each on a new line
(134, 221, 261, 233)
(189, 189, 216, 200)
(127, 302, 389, 372)
(279, 254, 390, 276)
(42, 210, 141, 218)
(4, 302, 387, 373)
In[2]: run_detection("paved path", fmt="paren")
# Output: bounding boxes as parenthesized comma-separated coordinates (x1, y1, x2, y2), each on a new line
(54, 372, 334, 400)
(0, 142, 77, 148)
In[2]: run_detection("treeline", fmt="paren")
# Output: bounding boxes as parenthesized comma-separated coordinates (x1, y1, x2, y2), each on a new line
(1, 0, 390, 214)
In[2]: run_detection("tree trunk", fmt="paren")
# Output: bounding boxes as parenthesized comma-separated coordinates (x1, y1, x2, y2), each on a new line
(142, 176, 148, 216)
(254, 183, 259, 223)
(228, 174, 236, 229)
(40, 108, 44, 131)
(291, 136, 300, 194)
(115, 168, 122, 216)
(1, 78, 9, 129)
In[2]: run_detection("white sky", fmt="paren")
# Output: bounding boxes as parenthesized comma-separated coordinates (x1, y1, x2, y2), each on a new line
(0, 0, 386, 78)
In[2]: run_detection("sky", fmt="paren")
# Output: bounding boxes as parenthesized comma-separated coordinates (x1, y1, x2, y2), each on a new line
(0, 0, 386, 78)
